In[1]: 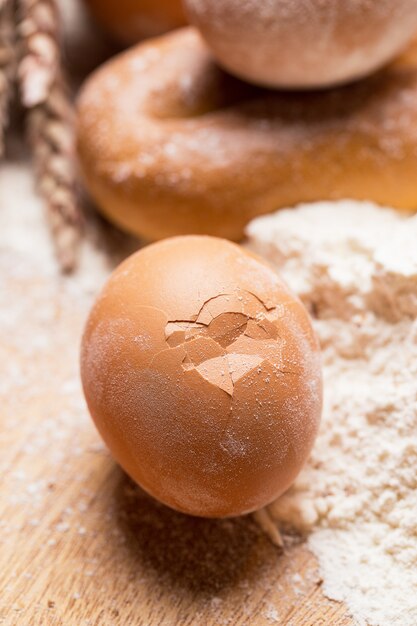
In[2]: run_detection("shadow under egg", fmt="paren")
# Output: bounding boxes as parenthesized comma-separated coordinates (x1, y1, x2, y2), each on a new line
(112, 467, 280, 598)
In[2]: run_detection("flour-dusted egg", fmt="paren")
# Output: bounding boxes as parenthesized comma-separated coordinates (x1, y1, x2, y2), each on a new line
(184, 0, 417, 88)
(80, 236, 322, 517)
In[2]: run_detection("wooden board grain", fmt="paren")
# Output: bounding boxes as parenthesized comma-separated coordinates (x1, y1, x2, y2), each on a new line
(0, 167, 354, 626)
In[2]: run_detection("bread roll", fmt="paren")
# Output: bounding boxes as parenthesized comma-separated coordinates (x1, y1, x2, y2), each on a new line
(185, 0, 417, 88)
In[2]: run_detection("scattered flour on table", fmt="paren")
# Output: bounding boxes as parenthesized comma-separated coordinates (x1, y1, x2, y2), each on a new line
(247, 200, 417, 626)
(3, 156, 417, 624)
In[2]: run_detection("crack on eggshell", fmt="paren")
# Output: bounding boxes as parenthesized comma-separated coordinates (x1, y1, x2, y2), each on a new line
(180, 336, 225, 365)
(194, 293, 236, 324)
(244, 319, 268, 340)
(192, 353, 268, 397)
(165, 320, 207, 347)
(139, 292, 300, 399)
(203, 313, 249, 348)
(226, 353, 265, 384)
(158, 290, 291, 397)
(245, 289, 277, 312)
(194, 355, 235, 396)
(255, 317, 279, 340)
(181, 351, 193, 368)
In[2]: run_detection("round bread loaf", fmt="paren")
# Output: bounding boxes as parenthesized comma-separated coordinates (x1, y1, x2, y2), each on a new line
(185, 0, 417, 88)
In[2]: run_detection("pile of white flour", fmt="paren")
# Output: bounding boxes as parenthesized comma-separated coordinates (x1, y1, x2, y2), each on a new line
(247, 201, 417, 626)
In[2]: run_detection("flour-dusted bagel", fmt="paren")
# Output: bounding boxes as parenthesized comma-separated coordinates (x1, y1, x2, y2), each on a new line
(84, 0, 186, 44)
(76, 28, 417, 242)
(185, 0, 417, 88)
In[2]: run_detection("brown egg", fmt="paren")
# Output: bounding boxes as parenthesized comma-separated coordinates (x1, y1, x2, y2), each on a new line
(84, 0, 186, 44)
(80, 236, 322, 517)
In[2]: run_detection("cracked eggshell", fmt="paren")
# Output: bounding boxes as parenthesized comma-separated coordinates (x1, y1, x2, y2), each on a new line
(81, 236, 322, 517)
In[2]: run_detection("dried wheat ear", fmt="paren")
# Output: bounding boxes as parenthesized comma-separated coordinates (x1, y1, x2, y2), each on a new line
(0, 0, 82, 273)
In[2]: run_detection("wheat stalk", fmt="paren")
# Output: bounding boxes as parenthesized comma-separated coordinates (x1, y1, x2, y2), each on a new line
(17, 0, 82, 272)
(0, 0, 16, 156)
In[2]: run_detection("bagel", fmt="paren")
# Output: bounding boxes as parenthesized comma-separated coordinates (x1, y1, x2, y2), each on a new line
(76, 27, 417, 242)
(84, 0, 186, 44)
(185, 0, 417, 89)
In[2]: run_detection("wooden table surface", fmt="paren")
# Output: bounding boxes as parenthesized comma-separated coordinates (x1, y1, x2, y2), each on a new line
(0, 166, 354, 625)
